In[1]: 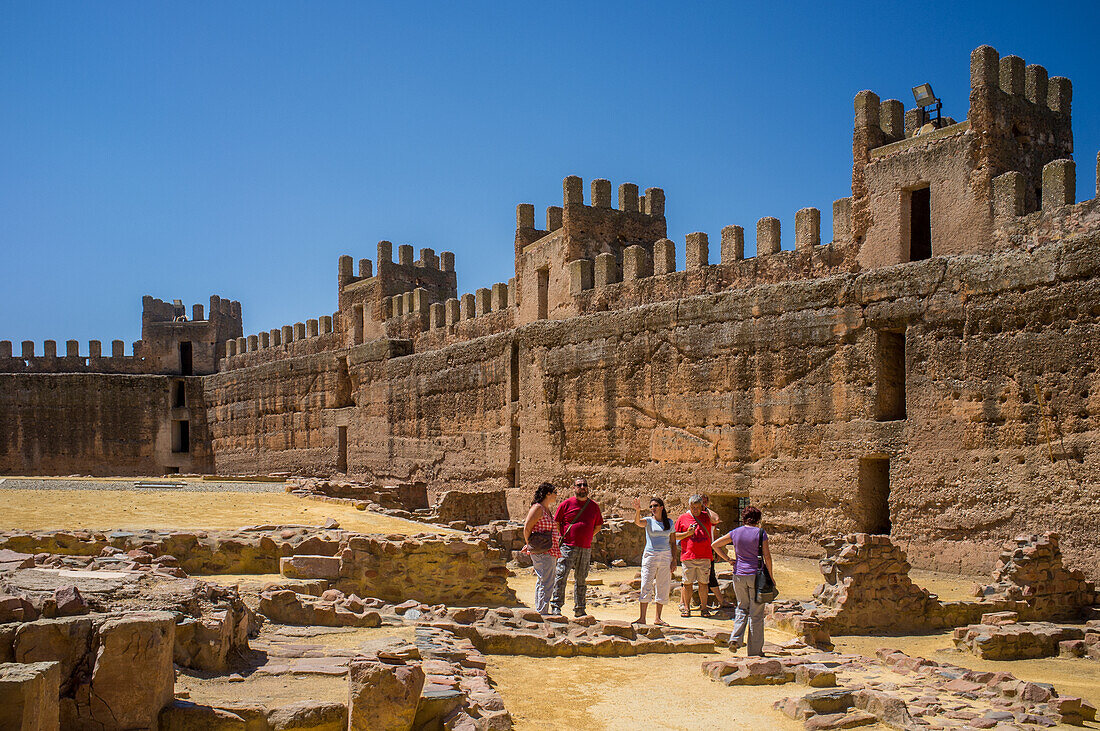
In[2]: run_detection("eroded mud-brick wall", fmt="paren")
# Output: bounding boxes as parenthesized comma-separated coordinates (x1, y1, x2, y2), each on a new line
(348, 333, 513, 493)
(507, 227, 1100, 578)
(204, 351, 352, 475)
(0, 373, 212, 476)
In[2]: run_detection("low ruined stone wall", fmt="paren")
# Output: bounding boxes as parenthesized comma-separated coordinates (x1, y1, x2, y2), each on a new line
(977, 532, 1098, 620)
(334, 534, 514, 606)
(431, 489, 510, 525)
(288, 477, 430, 511)
(771, 532, 1098, 638)
(0, 527, 515, 607)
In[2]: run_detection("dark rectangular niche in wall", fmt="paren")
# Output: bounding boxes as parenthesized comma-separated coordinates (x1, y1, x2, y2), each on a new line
(172, 420, 190, 453)
(908, 186, 932, 261)
(875, 330, 907, 421)
(337, 426, 348, 473)
(510, 341, 520, 403)
(537, 267, 549, 320)
(708, 495, 750, 529)
(179, 341, 193, 376)
(857, 457, 892, 535)
(172, 380, 186, 408)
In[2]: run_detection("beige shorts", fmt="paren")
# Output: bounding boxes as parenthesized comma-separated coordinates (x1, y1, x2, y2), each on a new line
(680, 558, 711, 586)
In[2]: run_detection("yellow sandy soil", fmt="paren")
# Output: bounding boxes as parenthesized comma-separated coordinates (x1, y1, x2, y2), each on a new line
(489, 653, 806, 731)
(503, 561, 1099, 728)
(0, 489, 448, 534)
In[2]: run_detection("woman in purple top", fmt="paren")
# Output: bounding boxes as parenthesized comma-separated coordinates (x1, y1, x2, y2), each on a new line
(712, 505, 773, 656)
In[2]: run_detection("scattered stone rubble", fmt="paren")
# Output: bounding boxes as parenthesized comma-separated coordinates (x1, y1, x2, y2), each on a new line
(768, 532, 1098, 641)
(701, 645, 1098, 729)
(3, 514, 1098, 729)
(422, 605, 721, 657)
(953, 611, 1100, 661)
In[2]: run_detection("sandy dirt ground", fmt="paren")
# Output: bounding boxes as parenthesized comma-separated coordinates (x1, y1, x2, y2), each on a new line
(0, 488, 447, 534)
(501, 562, 1100, 729)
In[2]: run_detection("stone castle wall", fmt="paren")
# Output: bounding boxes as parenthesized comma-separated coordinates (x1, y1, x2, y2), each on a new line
(2, 46, 1098, 582)
(0, 373, 212, 476)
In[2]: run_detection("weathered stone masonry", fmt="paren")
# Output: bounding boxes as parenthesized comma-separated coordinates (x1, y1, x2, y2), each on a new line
(2, 45, 1099, 579)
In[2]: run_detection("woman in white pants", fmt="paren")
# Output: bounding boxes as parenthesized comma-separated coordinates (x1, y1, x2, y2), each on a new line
(521, 482, 561, 615)
(632, 496, 676, 625)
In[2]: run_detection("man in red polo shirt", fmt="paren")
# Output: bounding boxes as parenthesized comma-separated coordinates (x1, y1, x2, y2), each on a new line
(674, 494, 713, 617)
(549, 476, 604, 617)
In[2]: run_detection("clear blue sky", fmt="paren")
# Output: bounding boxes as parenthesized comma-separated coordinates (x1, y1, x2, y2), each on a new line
(3, 1, 1098, 349)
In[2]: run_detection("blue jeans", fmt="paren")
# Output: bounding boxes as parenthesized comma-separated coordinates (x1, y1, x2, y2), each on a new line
(531, 552, 557, 615)
(730, 574, 766, 655)
(550, 544, 591, 616)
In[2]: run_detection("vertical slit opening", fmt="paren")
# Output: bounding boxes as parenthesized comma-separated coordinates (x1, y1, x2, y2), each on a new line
(857, 457, 892, 534)
(337, 426, 348, 473)
(875, 330, 907, 421)
(179, 341, 193, 375)
(908, 186, 932, 261)
(510, 342, 520, 403)
(537, 267, 549, 320)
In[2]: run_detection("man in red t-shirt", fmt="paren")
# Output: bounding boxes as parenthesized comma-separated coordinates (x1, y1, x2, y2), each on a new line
(549, 476, 604, 617)
(674, 494, 713, 617)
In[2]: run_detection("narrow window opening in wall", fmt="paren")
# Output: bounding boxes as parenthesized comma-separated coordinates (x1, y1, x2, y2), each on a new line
(509, 425, 520, 489)
(875, 330, 907, 421)
(173, 420, 190, 453)
(337, 426, 348, 473)
(172, 381, 186, 407)
(537, 268, 549, 320)
(857, 457, 892, 534)
(908, 187, 931, 261)
(179, 341, 193, 375)
(510, 342, 520, 403)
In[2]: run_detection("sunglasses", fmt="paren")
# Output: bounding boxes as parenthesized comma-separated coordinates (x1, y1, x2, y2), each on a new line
(575, 483, 588, 487)
(649, 503, 661, 508)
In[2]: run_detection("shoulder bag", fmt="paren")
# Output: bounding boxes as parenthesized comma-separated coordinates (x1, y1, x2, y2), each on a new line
(528, 506, 554, 553)
(754, 527, 779, 603)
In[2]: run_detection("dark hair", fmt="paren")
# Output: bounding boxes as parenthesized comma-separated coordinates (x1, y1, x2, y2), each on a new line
(650, 497, 671, 531)
(533, 482, 557, 505)
(741, 505, 762, 526)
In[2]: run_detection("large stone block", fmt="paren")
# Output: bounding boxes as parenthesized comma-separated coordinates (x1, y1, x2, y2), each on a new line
(13, 616, 93, 691)
(85, 611, 175, 730)
(0, 661, 60, 731)
(280, 554, 342, 580)
(347, 657, 425, 731)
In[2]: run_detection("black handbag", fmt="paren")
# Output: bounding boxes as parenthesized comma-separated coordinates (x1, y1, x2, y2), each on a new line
(754, 528, 779, 602)
(528, 531, 553, 553)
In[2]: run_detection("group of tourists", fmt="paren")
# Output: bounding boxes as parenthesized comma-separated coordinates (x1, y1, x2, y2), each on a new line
(521, 478, 773, 656)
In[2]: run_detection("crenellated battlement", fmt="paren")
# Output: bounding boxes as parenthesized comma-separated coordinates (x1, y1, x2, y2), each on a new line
(563, 197, 852, 314)
(853, 45, 1074, 270)
(0, 338, 147, 374)
(337, 240, 458, 348)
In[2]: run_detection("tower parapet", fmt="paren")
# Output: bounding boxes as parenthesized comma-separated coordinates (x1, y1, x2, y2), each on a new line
(514, 175, 667, 325)
(853, 45, 1073, 269)
(336, 240, 457, 346)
